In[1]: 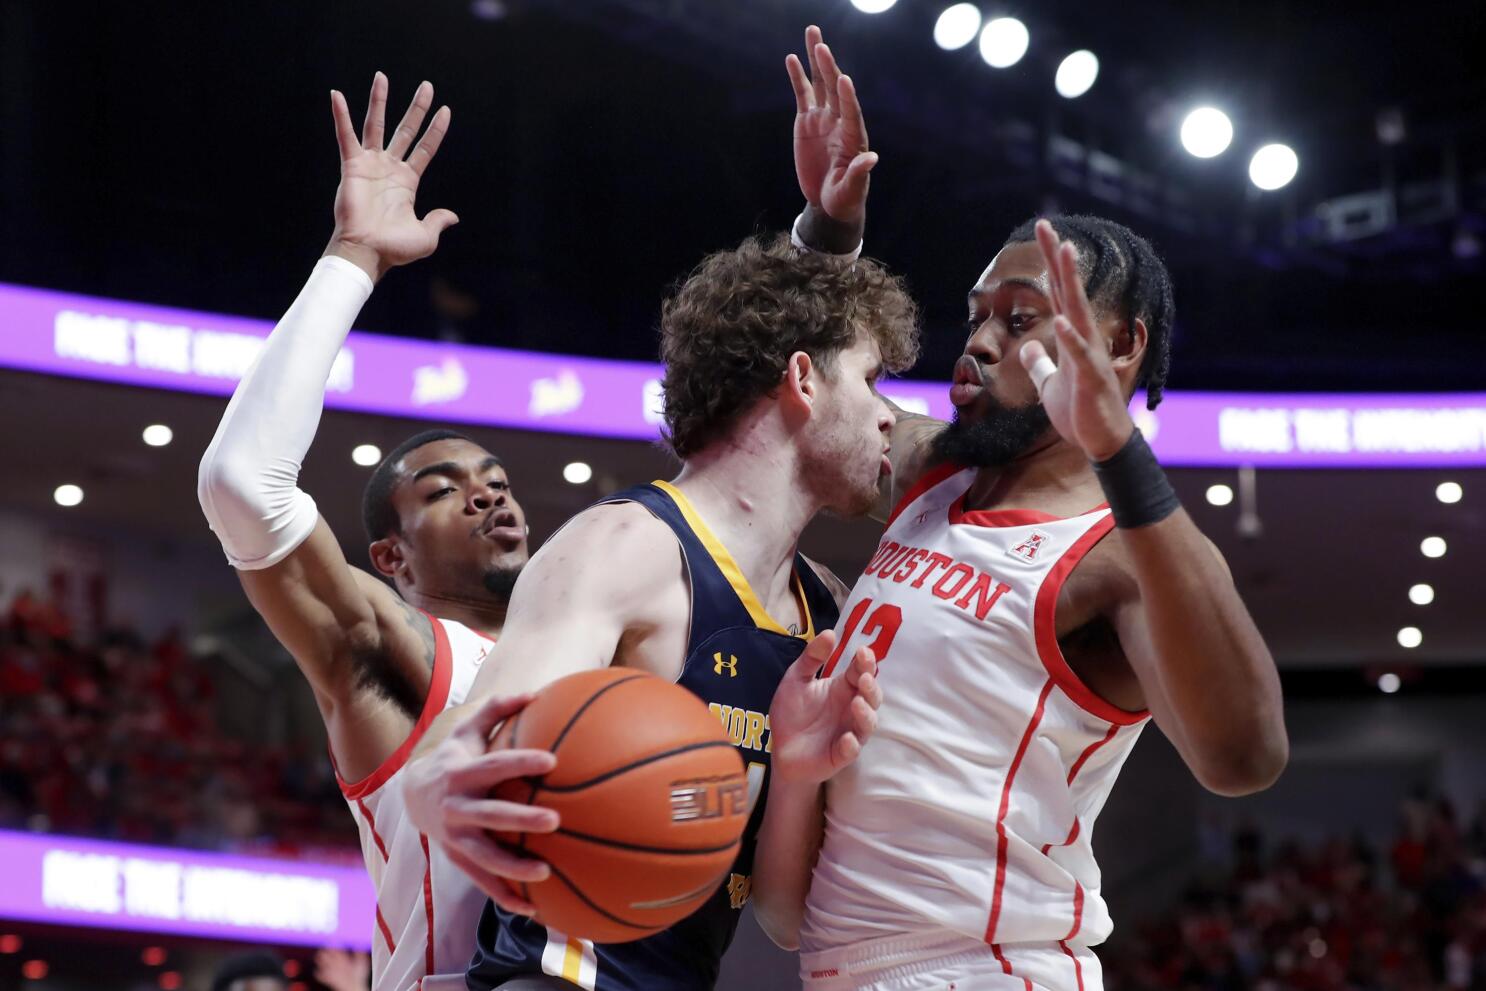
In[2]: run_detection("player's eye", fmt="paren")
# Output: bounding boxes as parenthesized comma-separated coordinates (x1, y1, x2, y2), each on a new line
(427, 487, 454, 501)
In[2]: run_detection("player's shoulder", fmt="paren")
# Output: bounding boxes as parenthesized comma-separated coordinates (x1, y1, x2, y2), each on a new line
(523, 500, 682, 589)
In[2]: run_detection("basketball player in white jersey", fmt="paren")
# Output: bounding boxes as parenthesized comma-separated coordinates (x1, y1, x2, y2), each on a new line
(197, 74, 562, 991)
(749, 29, 1290, 991)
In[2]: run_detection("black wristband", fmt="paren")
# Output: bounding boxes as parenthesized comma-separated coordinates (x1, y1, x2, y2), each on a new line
(1091, 428, 1180, 529)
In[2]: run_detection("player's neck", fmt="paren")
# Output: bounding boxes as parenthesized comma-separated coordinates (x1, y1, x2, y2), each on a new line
(402, 588, 509, 640)
(669, 443, 818, 614)
(961, 432, 1102, 514)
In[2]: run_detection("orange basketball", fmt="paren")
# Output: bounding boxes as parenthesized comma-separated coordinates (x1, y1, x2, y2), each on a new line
(488, 667, 748, 943)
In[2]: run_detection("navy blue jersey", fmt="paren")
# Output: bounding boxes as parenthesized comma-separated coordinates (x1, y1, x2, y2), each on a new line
(467, 481, 840, 991)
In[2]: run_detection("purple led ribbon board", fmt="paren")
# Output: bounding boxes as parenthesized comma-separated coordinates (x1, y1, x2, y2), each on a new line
(0, 830, 374, 948)
(2, 280, 1482, 467)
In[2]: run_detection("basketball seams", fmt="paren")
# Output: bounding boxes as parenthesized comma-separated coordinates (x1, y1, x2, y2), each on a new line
(547, 671, 650, 756)
(534, 740, 741, 794)
(542, 861, 673, 934)
(553, 826, 742, 856)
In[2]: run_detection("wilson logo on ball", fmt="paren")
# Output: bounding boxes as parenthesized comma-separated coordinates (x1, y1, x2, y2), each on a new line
(669, 776, 748, 822)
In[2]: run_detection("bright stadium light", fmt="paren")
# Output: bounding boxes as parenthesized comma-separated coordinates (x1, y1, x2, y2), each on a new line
(563, 461, 593, 485)
(1205, 484, 1234, 507)
(352, 444, 382, 467)
(1378, 672, 1401, 694)
(1180, 107, 1233, 158)
(54, 484, 84, 508)
(1054, 50, 1099, 98)
(850, 0, 897, 12)
(142, 424, 174, 447)
(1436, 481, 1463, 504)
(1420, 536, 1447, 559)
(933, 4, 982, 50)
(1248, 143, 1299, 190)
(979, 17, 1029, 69)
(1408, 583, 1434, 606)
(1396, 626, 1422, 649)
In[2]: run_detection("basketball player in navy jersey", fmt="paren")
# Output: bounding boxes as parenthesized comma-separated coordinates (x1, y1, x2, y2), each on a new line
(404, 233, 921, 985)
(197, 75, 569, 991)
(748, 29, 1288, 991)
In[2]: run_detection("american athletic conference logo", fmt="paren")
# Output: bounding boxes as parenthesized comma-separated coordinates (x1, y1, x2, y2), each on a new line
(1008, 531, 1050, 562)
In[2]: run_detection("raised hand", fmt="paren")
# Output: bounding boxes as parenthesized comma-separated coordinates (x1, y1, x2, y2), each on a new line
(1018, 220, 1137, 462)
(401, 691, 560, 917)
(785, 26, 878, 226)
(326, 73, 459, 282)
(769, 631, 882, 785)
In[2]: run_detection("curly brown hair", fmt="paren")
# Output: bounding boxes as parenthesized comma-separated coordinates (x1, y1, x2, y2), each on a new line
(659, 233, 920, 459)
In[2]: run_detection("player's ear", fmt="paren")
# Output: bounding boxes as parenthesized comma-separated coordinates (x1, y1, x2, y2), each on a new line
(781, 351, 817, 417)
(368, 536, 405, 581)
(1109, 316, 1146, 370)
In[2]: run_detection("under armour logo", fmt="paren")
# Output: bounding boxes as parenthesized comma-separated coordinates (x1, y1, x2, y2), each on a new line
(914, 512, 928, 526)
(713, 652, 738, 677)
(1009, 531, 1049, 561)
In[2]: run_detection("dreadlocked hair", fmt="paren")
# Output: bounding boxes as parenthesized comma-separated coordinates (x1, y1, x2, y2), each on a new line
(1005, 214, 1175, 409)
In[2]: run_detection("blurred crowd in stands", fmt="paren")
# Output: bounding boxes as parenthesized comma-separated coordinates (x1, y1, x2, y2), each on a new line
(1104, 795, 1486, 991)
(0, 585, 355, 856)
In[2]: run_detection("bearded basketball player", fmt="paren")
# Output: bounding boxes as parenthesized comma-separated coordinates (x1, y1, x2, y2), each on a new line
(750, 28, 1288, 991)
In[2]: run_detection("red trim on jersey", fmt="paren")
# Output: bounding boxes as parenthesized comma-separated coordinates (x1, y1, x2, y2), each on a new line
(949, 493, 1111, 529)
(376, 905, 396, 954)
(989, 946, 1033, 991)
(985, 679, 1055, 945)
(336, 612, 456, 801)
(1067, 724, 1122, 784)
(1065, 883, 1086, 941)
(1041, 816, 1081, 856)
(1032, 515, 1149, 726)
(1059, 940, 1086, 991)
(884, 462, 965, 527)
(354, 798, 390, 862)
(420, 834, 436, 976)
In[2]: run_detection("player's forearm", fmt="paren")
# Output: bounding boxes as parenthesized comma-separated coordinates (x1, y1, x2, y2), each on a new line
(196, 256, 372, 569)
(751, 776, 826, 950)
(1119, 511, 1288, 795)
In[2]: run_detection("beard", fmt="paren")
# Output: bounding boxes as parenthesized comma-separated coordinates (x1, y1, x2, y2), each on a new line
(931, 397, 1053, 468)
(482, 564, 524, 602)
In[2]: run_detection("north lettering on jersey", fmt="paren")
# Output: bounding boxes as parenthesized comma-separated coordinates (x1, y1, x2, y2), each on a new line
(861, 540, 1014, 621)
(707, 702, 771, 754)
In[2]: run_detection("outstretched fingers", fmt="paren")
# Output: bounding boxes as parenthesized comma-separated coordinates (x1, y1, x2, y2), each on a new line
(786, 54, 813, 113)
(330, 90, 360, 161)
(388, 80, 434, 158)
(406, 105, 452, 177)
(805, 26, 830, 109)
(361, 71, 388, 150)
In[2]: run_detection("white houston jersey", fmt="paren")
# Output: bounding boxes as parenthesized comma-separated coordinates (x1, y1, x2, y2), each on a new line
(336, 613, 494, 991)
(803, 465, 1150, 969)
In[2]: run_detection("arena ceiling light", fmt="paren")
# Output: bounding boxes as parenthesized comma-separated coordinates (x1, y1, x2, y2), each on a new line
(142, 423, 173, 447)
(850, 0, 897, 12)
(351, 443, 382, 467)
(53, 484, 83, 508)
(1420, 536, 1447, 559)
(1054, 50, 1099, 98)
(1377, 672, 1401, 694)
(933, 3, 982, 50)
(1408, 583, 1434, 606)
(1248, 143, 1299, 190)
(1435, 480, 1463, 504)
(1396, 626, 1422, 649)
(1180, 107, 1233, 158)
(979, 17, 1029, 69)
(563, 461, 594, 485)
(1204, 483, 1234, 507)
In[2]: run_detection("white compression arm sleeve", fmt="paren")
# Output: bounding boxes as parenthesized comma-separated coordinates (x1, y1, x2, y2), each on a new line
(197, 255, 375, 570)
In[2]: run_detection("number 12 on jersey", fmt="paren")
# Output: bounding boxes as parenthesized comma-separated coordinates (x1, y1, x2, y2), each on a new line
(819, 598, 902, 678)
